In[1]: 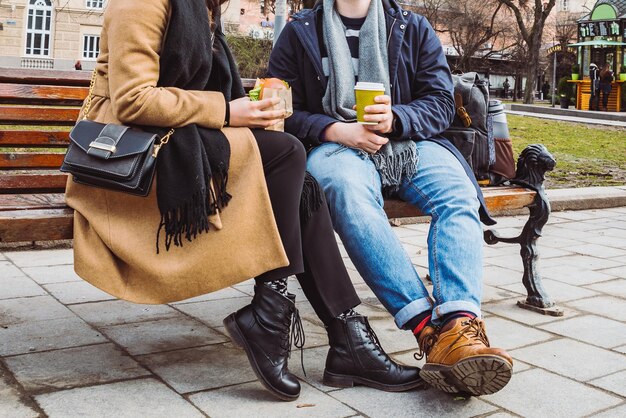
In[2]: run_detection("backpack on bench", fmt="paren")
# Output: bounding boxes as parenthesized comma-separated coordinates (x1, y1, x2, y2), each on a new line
(441, 72, 516, 185)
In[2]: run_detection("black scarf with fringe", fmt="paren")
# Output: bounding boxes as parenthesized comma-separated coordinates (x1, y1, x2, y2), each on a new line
(150, 0, 244, 251)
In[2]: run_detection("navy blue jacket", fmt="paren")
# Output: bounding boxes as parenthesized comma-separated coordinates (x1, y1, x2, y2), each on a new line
(268, 0, 495, 225)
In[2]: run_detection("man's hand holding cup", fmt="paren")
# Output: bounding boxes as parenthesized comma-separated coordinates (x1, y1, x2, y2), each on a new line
(354, 82, 394, 134)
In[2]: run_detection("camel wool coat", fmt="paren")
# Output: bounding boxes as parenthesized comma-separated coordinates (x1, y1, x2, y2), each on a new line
(65, 0, 289, 304)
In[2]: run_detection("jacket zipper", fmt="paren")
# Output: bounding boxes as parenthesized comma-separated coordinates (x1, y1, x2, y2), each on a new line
(387, 18, 396, 49)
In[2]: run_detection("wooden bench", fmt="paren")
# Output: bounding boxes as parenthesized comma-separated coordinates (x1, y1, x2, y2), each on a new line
(0, 68, 561, 316)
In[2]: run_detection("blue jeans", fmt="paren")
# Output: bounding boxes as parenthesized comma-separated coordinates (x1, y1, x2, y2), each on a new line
(307, 140, 483, 328)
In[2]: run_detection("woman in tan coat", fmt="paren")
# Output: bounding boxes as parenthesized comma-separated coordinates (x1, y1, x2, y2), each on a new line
(66, 0, 421, 401)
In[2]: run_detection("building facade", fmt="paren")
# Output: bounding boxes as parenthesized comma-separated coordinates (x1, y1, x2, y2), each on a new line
(0, 0, 257, 70)
(0, 0, 107, 70)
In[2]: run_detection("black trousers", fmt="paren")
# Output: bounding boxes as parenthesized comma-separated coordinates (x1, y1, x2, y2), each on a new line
(252, 130, 360, 325)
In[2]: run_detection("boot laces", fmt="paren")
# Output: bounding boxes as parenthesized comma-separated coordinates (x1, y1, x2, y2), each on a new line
(280, 306, 307, 376)
(364, 320, 385, 358)
(414, 330, 438, 361)
(453, 318, 490, 347)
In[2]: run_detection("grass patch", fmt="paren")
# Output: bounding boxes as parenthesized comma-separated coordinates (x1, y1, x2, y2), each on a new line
(507, 114, 626, 188)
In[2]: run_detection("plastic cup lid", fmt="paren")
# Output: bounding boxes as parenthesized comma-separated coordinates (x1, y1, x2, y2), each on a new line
(354, 82, 385, 91)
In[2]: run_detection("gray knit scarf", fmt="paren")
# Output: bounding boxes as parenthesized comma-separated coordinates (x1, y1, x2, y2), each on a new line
(322, 0, 417, 193)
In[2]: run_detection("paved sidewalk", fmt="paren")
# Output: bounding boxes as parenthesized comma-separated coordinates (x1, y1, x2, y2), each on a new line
(505, 103, 626, 128)
(1, 207, 626, 417)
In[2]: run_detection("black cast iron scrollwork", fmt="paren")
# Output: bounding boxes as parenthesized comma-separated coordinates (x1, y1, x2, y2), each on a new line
(484, 144, 561, 314)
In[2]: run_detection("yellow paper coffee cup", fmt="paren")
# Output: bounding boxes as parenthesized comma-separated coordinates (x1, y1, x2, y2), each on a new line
(355, 82, 385, 124)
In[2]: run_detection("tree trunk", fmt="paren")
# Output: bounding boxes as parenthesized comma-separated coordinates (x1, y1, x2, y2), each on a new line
(523, 32, 542, 104)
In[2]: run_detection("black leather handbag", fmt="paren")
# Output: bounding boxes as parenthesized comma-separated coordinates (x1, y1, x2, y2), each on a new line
(60, 71, 173, 196)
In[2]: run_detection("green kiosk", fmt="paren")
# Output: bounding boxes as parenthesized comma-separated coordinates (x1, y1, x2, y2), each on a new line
(569, 0, 626, 111)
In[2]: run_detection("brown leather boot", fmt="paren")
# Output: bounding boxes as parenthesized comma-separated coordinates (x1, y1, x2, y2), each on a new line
(416, 317, 512, 396)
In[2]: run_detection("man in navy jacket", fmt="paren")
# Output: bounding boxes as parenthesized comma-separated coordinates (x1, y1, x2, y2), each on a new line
(269, 0, 512, 396)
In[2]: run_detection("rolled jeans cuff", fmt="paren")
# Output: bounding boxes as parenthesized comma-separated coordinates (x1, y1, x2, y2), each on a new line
(394, 297, 434, 329)
(431, 301, 482, 325)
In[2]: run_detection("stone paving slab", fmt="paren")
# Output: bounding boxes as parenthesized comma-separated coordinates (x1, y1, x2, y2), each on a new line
(561, 243, 626, 259)
(35, 378, 204, 418)
(5, 250, 73, 268)
(0, 296, 76, 326)
(566, 296, 626, 320)
(579, 234, 626, 249)
(99, 316, 227, 356)
(4, 343, 149, 393)
(173, 297, 251, 328)
(482, 298, 574, 326)
(169, 286, 249, 304)
(589, 370, 626, 398)
(541, 254, 623, 271)
(587, 279, 626, 298)
(189, 381, 356, 418)
(21, 265, 83, 285)
(0, 367, 40, 418)
(539, 315, 626, 349)
(0, 277, 47, 300)
(42, 281, 116, 305)
(69, 300, 180, 327)
(138, 343, 256, 394)
(598, 265, 626, 278)
(481, 285, 519, 304)
(510, 339, 626, 382)
(484, 368, 623, 417)
(0, 316, 107, 357)
(481, 317, 554, 351)
(593, 404, 626, 418)
(540, 265, 618, 286)
(481, 265, 525, 287)
(0, 261, 25, 279)
(330, 385, 498, 418)
(499, 278, 600, 302)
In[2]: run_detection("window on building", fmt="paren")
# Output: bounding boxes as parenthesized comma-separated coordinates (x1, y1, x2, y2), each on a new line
(25, 0, 53, 57)
(86, 0, 105, 9)
(561, 0, 569, 11)
(82, 35, 101, 59)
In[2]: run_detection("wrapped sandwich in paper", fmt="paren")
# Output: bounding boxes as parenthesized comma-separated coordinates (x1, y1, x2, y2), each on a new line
(248, 78, 293, 132)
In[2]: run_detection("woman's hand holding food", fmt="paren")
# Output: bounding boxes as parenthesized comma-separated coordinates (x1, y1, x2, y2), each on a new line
(229, 97, 285, 128)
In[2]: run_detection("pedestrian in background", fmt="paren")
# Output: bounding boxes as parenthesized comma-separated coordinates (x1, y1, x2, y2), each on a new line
(541, 81, 549, 101)
(599, 63, 614, 111)
(589, 63, 600, 110)
(503, 78, 510, 98)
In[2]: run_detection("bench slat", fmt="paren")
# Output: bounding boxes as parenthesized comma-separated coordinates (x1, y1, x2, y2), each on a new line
(0, 173, 67, 193)
(0, 83, 88, 104)
(0, 208, 73, 242)
(0, 68, 91, 87)
(0, 193, 67, 211)
(0, 152, 65, 169)
(0, 130, 70, 147)
(0, 106, 79, 124)
(383, 187, 536, 219)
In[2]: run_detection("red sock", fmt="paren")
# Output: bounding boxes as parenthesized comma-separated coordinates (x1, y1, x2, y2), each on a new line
(442, 311, 476, 327)
(412, 314, 432, 337)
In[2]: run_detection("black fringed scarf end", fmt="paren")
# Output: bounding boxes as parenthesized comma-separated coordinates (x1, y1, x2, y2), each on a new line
(152, 0, 243, 253)
(299, 172, 325, 223)
(156, 170, 232, 254)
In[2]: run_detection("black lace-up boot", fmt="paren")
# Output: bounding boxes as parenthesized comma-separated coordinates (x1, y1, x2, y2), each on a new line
(223, 284, 304, 401)
(323, 315, 424, 392)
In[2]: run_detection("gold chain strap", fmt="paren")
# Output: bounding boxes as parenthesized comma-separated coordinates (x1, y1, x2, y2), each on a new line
(82, 70, 97, 120)
(82, 70, 174, 157)
(152, 128, 175, 158)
